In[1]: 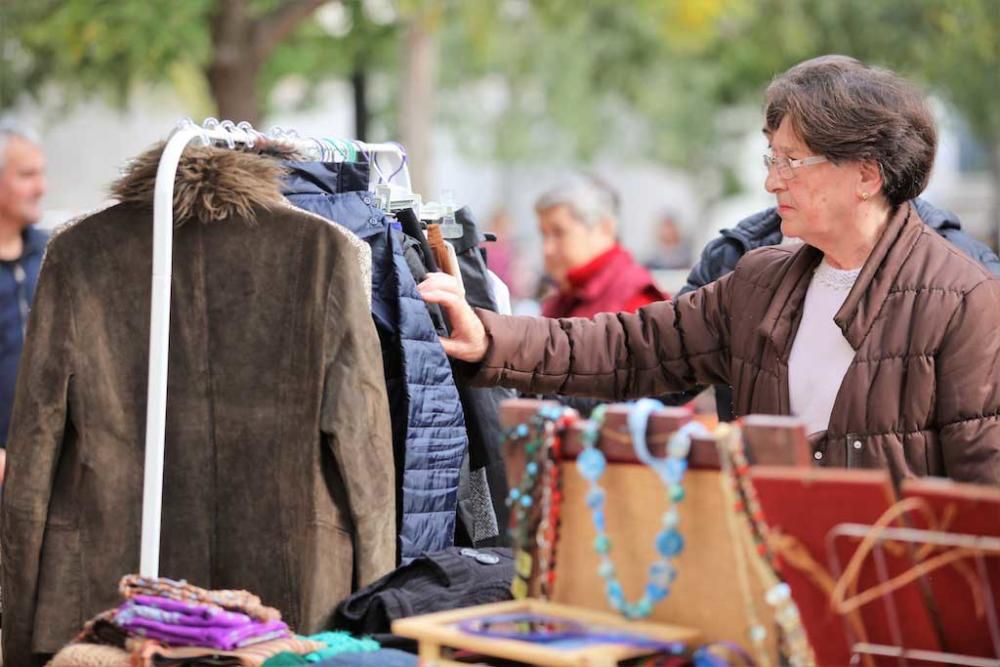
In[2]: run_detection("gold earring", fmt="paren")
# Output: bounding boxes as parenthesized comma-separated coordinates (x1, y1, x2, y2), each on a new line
(861, 192, 870, 201)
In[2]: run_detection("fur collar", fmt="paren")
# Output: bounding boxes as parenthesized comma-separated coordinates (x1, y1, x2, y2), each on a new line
(110, 142, 298, 225)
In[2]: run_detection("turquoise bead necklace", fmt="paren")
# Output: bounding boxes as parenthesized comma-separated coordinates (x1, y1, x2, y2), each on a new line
(576, 399, 707, 619)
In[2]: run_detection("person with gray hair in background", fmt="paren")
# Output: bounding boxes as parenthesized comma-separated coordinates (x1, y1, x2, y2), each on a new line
(0, 125, 48, 482)
(536, 175, 666, 319)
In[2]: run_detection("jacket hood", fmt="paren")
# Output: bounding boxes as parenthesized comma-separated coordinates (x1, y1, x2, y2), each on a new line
(110, 142, 295, 225)
(724, 198, 960, 247)
(723, 207, 783, 250)
(912, 197, 961, 232)
(282, 160, 372, 199)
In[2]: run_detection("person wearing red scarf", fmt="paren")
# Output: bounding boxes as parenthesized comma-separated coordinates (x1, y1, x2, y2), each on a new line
(536, 177, 667, 319)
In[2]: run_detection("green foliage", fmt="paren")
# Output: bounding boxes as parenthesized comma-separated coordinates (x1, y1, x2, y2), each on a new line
(437, 0, 751, 170)
(0, 0, 215, 108)
(1, 0, 995, 171)
(262, 0, 397, 111)
(439, 0, 997, 175)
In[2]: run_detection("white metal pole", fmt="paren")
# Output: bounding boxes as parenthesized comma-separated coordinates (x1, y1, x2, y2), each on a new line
(140, 127, 203, 577)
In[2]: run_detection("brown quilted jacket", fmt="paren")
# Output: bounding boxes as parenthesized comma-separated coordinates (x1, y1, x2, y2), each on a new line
(473, 203, 1000, 485)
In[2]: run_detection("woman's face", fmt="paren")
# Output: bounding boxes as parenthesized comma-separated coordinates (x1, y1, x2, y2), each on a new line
(765, 118, 863, 248)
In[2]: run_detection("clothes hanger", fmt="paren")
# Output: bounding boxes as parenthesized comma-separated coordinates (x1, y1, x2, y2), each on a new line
(324, 137, 356, 163)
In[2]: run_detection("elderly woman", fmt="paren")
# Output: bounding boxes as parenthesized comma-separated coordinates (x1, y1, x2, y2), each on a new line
(420, 55, 1000, 485)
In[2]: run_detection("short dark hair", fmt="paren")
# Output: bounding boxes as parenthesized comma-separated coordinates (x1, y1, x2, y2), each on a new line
(764, 55, 936, 207)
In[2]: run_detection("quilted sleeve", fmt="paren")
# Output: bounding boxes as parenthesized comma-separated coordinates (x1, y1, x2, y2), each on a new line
(471, 271, 734, 400)
(935, 279, 1000, 484)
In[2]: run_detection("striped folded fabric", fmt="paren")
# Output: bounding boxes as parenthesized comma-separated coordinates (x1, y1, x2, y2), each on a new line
(146, 635, 327, 667)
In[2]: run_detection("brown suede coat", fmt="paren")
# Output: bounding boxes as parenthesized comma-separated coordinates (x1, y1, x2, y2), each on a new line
(474, 203, 1000, 485)
(1, 146, 395, 664)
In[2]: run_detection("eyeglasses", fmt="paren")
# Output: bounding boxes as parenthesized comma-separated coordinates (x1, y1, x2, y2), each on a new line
(762, 153, 828, 180)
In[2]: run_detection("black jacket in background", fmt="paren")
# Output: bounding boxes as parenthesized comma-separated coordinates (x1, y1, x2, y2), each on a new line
(677, 198, 1000, 422)
(332, 547, 513, 635)
(680, 198, 1000, 296)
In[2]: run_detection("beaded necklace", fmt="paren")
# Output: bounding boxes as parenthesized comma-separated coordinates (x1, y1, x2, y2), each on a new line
(576, 399, 706, 619)
(535, 411, 569, 599)
(505, 405, 576, 600)
(716, 424, 815, 667)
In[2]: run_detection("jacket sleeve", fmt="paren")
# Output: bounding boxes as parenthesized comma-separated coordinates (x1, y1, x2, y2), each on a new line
(1, 243, 73, 666)
(320, 245, 396, 588)
(935, 279, 1000, 484)
(472, 272, 733, 399)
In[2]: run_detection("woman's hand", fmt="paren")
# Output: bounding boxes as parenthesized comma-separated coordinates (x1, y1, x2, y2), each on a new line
(417, 272, 489, 362)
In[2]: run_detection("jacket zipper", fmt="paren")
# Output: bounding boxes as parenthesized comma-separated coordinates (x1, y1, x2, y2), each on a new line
(13, 261, 28, 335)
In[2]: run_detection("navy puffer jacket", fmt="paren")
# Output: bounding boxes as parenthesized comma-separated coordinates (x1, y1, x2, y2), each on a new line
(283, 164, 468, 561)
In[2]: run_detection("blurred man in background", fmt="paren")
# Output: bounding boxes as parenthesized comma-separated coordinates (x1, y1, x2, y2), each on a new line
(537, 175, 666, 318)
(0, 125, 48, 481)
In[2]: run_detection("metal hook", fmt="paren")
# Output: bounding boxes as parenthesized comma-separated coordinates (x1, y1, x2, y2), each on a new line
(384, 141, 408, 184)
(175, 118, 209, 146)
(323, 138, 351, 163)
(365, 144, 391, 186)
(219, 120, 238, 149)
(309, 137, 328, 161)
(328, 140, 339, 162)
(200, 117, 221, 147)
(235, 121, 257, 148)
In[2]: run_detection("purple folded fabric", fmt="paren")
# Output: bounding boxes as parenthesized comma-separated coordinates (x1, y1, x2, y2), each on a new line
(126, 596, 253, 627)
(114, 609, 290, 650)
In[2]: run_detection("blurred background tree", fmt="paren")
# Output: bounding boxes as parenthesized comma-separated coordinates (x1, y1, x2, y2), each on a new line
(1, 0, 996, 241)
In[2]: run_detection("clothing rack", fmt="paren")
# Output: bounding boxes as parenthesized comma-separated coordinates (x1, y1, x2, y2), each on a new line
(141, 118, 411, 577)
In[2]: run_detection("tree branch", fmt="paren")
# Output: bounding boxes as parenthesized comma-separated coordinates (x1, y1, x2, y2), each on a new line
(255, 0, 331, 59)
(211, 0, 253, 67)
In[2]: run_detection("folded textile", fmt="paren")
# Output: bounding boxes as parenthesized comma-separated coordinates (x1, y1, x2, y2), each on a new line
(120, 575, 281, 622)
(48, 643, 132, 667)
(333, 548, 513, 634)
(312, 649, 418, 667)
(301, 632, 379, 662)
(261, 653, 309, 666)
(148, 636, 326, 667)
(115, 609, 290, 650)
(126, 595, 255, 627)
(148, 657, 241, 667)
(75, 609, 129, 648)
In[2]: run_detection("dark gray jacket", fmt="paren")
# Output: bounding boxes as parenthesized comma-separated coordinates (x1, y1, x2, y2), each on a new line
(681, 198, 1000, 295)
